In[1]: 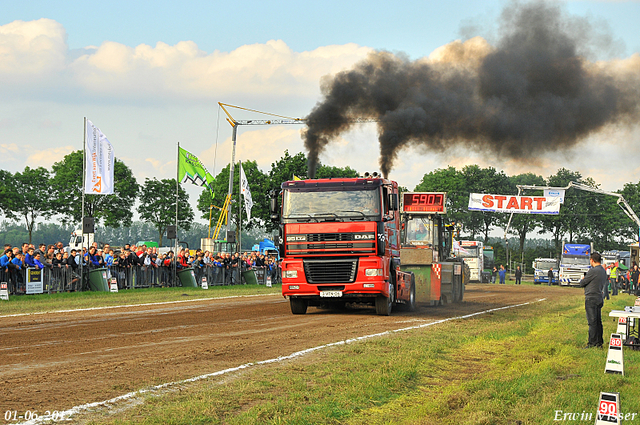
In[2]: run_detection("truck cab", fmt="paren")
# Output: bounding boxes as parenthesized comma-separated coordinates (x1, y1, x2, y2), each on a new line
(559, 242, 593, 286)
(277, 176, 401, 315)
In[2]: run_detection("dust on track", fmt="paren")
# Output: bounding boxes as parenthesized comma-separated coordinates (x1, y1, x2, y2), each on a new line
(0, 284, 572, 414)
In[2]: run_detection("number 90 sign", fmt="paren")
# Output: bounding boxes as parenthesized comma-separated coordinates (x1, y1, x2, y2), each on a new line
(599, 400, 617, 416)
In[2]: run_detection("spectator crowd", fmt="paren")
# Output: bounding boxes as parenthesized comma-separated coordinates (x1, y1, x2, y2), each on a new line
(0, 240, 281, 295)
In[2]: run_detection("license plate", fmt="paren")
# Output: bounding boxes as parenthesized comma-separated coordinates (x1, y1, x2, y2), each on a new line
(320, 291, 343, 298)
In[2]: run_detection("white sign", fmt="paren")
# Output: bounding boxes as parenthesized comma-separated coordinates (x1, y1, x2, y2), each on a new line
(201, 276, 208, 290)
(605, 333, 624, 375)
(617, 317, 627, 341)
(0, 282, 8, 301)
(468, 193, 561, 215)
(544, 189, 565, 204)
(595, 392, 620, 425)
(110, 278, 118, 293)
(85, 119, 115, 195)
(266, 275, 272, 287)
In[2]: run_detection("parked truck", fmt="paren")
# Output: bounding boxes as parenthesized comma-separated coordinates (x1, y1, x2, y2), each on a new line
(272, 177, 464, 315)
(481, 246, 494, 283)
(532, 258, 559, 284)
(455, 240, 483, 282)
(559, 242, 593, 286)
(67, 229, 95, 253)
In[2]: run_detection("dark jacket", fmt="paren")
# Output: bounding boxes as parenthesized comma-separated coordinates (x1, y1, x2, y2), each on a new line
(515, 268, 522, 279)
(579, 265, 607, 301)
(548, 270, 554, 282)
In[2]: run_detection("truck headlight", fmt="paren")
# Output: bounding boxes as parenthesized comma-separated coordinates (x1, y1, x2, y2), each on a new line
(365, 268, 383, 276)
(284, 270, 298, 278)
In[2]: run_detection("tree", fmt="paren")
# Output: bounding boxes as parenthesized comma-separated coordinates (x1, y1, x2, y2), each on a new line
(138, 178, 194, 246)
(6, 167, 53, 244)
(50, 150, 139, 227)
(618, 181, 640, 244)
(508, 173, 546, 253)
(268, 150, 309, 190)
(0, 169, 18, 218)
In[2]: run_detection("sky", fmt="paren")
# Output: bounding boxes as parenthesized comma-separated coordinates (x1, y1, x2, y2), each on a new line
(1, 0, 639, 221)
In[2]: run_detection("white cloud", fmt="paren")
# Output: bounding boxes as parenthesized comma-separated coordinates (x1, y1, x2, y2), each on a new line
(0, 19, 371, 102)
(0, 19, 67, 82)
(25, 145, 74, 169)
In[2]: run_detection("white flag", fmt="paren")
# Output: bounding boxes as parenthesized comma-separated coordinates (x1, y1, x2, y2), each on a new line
(239, 162, 253, 220)
(85, 119, 115, 195)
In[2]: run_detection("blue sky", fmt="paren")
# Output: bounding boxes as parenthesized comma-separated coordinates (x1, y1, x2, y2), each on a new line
(0, 0, 639, 217)
(6, 0, 639, 59)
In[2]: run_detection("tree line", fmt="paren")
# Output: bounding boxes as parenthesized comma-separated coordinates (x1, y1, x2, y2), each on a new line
(0, 150, 357, 246)
(1, 150, 637, 257)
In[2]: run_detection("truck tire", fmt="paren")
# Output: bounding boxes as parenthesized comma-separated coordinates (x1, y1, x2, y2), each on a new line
(290, 297, 308, 314)
(407, 275, 416, 312)
(376, 282, 395, 316)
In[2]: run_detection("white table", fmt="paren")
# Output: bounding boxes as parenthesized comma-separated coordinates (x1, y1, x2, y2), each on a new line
(609, 308, 640, 348)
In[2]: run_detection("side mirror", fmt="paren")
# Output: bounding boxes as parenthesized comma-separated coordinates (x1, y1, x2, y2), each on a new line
(269, 190, 280, 222)
(389, 193, 398, 211)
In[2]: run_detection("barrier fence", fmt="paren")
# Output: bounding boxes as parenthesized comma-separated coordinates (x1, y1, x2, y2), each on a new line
(0, 264, 281, 295)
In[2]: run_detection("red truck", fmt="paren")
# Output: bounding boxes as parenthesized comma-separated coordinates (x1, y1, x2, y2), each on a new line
(271, 175, 465, 315)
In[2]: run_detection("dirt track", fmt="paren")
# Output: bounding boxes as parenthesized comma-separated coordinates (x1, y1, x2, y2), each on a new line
(0, 284, 568, 416)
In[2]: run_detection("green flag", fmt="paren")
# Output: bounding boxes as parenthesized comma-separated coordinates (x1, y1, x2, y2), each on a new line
(178, 146, 215, 198)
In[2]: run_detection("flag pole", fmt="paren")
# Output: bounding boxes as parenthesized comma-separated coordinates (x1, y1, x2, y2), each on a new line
(174, 142, 179, 286)
(81, 117, 86, 290)
(238, 161, 242, 255)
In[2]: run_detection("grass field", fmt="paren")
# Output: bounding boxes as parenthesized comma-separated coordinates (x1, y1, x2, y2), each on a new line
(0, 284, 281, 316)
(61, 288, 640, 425)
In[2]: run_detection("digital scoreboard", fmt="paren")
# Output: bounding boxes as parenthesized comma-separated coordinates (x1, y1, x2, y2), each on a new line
(402, 192, 447, 214)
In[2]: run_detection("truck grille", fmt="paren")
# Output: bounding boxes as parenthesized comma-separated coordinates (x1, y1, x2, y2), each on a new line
(303, 258, 358, 284)
(287, 233, 375, 256)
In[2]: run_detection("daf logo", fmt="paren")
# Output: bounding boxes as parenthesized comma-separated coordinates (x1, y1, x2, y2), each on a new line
(354, 234, 375, 240)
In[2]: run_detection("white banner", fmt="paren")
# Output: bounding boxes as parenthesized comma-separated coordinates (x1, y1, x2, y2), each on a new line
(544, 189, 565, 204)
(239, 163, 253, 220)
(468, 193, 561, 214)
(85, 119, 115, 195)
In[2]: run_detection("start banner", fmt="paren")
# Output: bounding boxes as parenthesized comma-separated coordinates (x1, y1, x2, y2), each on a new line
(468, 193, 561, 215)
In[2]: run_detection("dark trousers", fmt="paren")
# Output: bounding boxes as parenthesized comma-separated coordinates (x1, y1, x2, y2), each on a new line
(585, 297, 604, 347)
(515, 277, 521, 285)
(610, 278, 618, 296)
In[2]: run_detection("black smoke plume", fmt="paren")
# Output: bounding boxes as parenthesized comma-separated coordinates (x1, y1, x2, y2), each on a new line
(303, 1, 640, 178)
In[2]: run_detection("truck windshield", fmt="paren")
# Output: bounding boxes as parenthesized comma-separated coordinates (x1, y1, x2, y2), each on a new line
(405, 217, 433, 245)
(536, 260, 557, 270)
(282, 188, 380, 221)
(457, 247, 480, 258)
(562, 255, 590, 266)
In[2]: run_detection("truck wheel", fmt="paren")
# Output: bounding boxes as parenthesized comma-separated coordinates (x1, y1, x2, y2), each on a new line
(290, 297, 308, 314)
(407, 275, 416, 312)
(376, 282, 395, 316)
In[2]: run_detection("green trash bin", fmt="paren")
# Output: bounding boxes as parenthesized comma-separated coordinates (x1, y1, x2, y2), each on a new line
(88, 268, 110, 292)
(178, 268, 198, 287)
(242, 269, 258, 285)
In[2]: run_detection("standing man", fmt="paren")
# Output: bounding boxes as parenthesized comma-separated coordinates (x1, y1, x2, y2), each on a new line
(578, 252, 607, 349)
(548, 267, 554, 286)
(498, 265, 506, 284)
(515, 266, 522, 285)
(610, 263, 618, 296)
